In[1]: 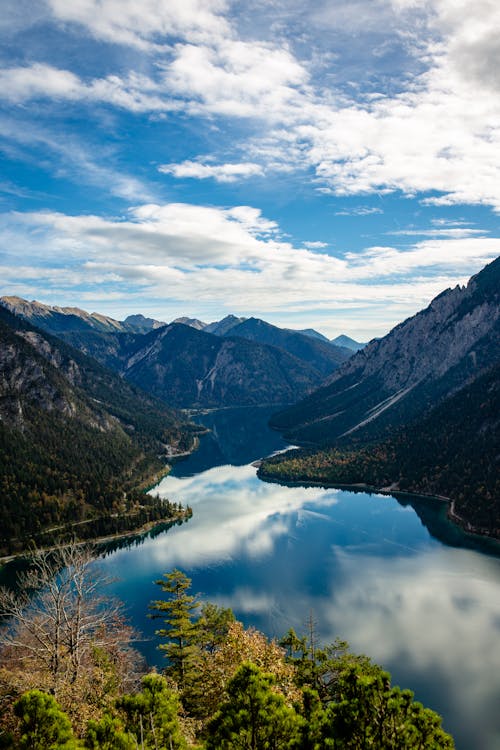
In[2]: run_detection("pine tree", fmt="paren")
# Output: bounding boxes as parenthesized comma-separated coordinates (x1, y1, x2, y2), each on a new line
(149, 569, 200, 689)
(13, 690, 76, 750)
(206, 662, 301, 750)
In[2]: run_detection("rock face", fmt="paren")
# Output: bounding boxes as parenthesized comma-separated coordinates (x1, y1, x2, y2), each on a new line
(271, 257, 500, 444)
(0, 305, 191, 446)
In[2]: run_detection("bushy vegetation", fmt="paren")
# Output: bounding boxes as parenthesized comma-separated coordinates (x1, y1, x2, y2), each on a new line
(0, 555, 455, 748)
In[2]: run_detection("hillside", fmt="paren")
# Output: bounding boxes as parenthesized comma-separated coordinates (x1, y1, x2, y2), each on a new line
(1, 301, 333, 408)
(217, 317, 351, 376)
(0, 307, 197, 554)
(261, 362, 500, 536)
(118, 323, 324, 407)
(271, 257, 500, 444)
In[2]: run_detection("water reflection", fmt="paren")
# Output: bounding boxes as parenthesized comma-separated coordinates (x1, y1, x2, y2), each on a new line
(3, 406, 499, 748)
(93, 410, 500, 750)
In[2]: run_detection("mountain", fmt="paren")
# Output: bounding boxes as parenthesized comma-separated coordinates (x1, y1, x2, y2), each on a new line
(214, 317, 351, 376)
(204, 314, 247, 335)
(291, 328, 330, 343)
(0, 295, 130, 334)
(260, 361, 500, 536)
(271, 257, 500, 444)
(171, 316, 207, 330)
(331, 334, 366, 351)
(0, 306, 197, 554)
(0, 297, 168, 336)
(112, 323, 324, 408)
(2, 301, 332, 408)
(124, 313, 166, 333)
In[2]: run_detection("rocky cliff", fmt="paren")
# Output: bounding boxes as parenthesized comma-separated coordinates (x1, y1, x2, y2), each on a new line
(271, 256, 500, 444)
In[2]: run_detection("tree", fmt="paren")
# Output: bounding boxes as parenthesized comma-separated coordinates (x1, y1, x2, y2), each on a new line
(149, 569, 200, 689)
(117, 673, 187, 750)
(206, 662, 301, 750)
(196, 601, 235, 653)
(0, 545, 141, 732)
(194, 621, 299, 723)
(13, 690, 76, 750)
(84, 713, 135, 750)
(319, 665, 455, 749)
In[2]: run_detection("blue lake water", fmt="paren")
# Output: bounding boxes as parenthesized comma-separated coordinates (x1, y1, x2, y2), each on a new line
(94, 406, 500, 750)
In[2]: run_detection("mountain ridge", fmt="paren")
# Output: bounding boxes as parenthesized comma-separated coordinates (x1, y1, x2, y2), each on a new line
(271, 257, 500, 444)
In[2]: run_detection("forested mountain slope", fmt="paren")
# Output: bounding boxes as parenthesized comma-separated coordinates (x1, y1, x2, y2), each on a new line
(1, 302, 336, 408)
(271, 257, 500, 444)
(216, 317, 351, 376)
(117, 323, 324, 407)
(261, 362, 500, 536)
(0, 307, 197, 554)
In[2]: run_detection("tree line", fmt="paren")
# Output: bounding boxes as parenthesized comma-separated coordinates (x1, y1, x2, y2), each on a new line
(0, 547, 455, 748)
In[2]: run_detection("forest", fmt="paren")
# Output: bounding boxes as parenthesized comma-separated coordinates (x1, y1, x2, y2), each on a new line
(260, 362, 500, 537)
(0, 547, 454, 749)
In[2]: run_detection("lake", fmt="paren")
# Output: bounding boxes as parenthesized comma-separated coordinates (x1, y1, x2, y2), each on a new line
(94, 407, 500, 749)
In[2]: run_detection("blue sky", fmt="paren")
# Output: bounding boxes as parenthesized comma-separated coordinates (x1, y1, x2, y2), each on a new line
(1, 0, 499, 339)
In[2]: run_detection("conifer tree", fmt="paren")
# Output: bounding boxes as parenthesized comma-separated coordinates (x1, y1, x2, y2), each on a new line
(149, 569, 200, 689)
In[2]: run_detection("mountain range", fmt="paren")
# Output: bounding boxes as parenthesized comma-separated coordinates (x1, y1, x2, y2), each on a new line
(0, 298, 352, 408)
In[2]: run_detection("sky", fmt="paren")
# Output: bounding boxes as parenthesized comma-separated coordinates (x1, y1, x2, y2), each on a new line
(0, 0, 499, 340)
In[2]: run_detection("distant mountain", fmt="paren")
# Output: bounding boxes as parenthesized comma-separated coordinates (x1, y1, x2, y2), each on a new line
(114, 323, 323, 408)
(124, 313, 166, 333)
(0, 297, 170, 336)
(216, 317, 351, 376)
(0, 295, 130, 334)
(204, 314, 247, 335)
(291, 328, 330, 343)
(0, 306, 197, 554)
(271, 257, 500, 444)
(3, 302, 332, 408)
(331, 334, 366, 351)
(171, 316, 207, 330)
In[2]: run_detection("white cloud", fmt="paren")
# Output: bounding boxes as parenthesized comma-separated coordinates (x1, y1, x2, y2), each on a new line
(159, 160, 264, 182)
(1, 203, 497, 337)
(303, 241, 328, 249)
(47, 0, 230, 49)
(335, 206, 384, 216)
(0, 64, 175, 113)
(4, 1, 500, 214)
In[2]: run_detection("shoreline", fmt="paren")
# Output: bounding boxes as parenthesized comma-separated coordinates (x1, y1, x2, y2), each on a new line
(0, 509, 191, 566)
(257, 468, 500, 543)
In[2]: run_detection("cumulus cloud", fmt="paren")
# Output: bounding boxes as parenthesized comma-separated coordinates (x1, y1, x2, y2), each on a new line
(3, 0, 500, 209)
(47, 0, 230, 49)
(159, 160, 264, 182)
(1, 203, 497, 336)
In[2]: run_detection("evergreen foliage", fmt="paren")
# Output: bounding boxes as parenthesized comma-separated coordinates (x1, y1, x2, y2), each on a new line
(0, 566, 455, 749)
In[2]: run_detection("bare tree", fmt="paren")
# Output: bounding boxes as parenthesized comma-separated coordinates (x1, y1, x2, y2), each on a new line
(0, 544, 139, 698)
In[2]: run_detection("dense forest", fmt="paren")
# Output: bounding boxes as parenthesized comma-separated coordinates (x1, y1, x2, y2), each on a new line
(260, 363, 500, 536)
(0, 307, 199, 555)
(0, 549, 455, 749)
